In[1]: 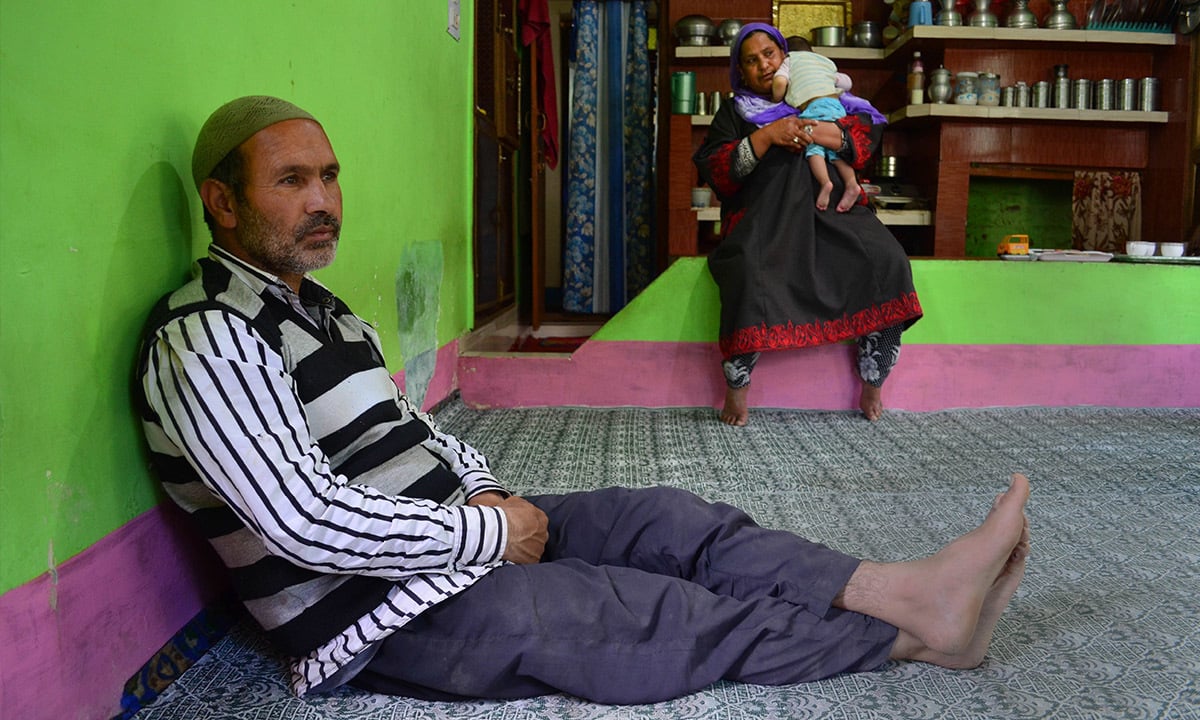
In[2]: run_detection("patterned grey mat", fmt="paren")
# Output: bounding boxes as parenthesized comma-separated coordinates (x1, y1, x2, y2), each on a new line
(130, 403, 1200, 720)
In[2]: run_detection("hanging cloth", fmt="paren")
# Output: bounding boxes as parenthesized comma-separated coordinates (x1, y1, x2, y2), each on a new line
(1072, 171, 1142, 250)
(519, 0, 560, 169)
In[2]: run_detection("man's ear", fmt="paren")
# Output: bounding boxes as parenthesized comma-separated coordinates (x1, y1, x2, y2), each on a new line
(200, 178, 238, 229)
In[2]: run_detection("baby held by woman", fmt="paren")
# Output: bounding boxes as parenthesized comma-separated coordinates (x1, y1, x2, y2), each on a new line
(772, 43, 864, 212)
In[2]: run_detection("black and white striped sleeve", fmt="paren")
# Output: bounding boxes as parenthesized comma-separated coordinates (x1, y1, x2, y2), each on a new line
(141, 309, 508, 576)
(396, 393, 508, 501)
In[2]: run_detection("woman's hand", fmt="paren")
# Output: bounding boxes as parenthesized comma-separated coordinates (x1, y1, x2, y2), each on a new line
(750, 117, 843, 158)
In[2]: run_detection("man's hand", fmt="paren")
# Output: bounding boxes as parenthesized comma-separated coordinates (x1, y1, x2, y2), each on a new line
(497, 496, 548, 564)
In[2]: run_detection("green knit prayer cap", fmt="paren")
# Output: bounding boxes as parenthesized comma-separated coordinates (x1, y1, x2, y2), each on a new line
(191, 95, 317, 190)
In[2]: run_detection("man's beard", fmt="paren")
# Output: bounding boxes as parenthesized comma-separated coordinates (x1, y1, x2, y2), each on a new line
(235, 204, 342, 278)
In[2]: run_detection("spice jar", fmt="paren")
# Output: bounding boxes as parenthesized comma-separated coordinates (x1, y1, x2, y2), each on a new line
(954, 71, 979, 105)
(978, 72, 1001, 106)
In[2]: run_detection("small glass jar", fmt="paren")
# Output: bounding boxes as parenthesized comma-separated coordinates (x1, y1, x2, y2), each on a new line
(955, 71, 979, 105)
(978, 72, 1001, 106)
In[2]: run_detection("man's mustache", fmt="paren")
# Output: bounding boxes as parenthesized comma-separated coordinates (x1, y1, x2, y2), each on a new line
(297, 214, 341, 237)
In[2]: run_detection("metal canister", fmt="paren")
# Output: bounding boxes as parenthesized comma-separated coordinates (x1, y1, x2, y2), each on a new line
(671, 71, 696, 114)
(1096, 79, 1114, 110)
(1139, 77, 1159, 111)
(1071, 78, 1092, 109)
(1117, 78, 1138, 111)
(1053, 77, 1071, 108)
(710, 91, 723, 114)
(1033, 81, 1050, 108)
(1015, 82, 1030, 107)
(696, 91, 709, 115)
(1001, 86, 1016, 106)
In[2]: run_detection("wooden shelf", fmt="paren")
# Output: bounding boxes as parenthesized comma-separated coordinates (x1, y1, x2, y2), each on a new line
(889, 103, 1169, 123)
(891, 25, 1177, 50)
(674, 27, 1176, 63)
(876, 208, 932, 225)
(696, 206, 929, 226)
(676, 45, 885, 60)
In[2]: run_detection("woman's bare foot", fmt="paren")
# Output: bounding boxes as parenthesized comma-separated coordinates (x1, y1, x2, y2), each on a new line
(839, 473, 1031, 659)
(720, 385, 750, 426)
(859, 383, 883, 421)
(816, 181, 834, 211)
(836, 183, 862, 212)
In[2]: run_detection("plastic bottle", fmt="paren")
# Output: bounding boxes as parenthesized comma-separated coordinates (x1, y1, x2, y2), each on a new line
(907, 52, 926, 105)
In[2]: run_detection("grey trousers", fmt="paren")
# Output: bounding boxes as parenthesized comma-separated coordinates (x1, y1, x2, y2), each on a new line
(351, 486, 897, 704)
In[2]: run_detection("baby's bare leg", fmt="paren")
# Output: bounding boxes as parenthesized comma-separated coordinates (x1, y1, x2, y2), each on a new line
(809, 155, 835, 211)
(833, 160, 862, 212)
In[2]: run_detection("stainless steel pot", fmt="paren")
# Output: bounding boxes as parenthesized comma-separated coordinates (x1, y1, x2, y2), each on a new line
(850, 21, 882, 48)
(674, 14, 715, 46)
(811, 25, 846, 46)
(717, 18, 743, 46)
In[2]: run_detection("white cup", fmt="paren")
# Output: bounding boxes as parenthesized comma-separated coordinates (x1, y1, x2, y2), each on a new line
(691, 187, 712, 208)
(1125, 241, 1156, 257)
(1160, 242, 1184, 257)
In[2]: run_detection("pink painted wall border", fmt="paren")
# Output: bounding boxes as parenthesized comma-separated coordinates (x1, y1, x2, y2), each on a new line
(458, 341, 1200, 411)
(0, 504, 227, 720)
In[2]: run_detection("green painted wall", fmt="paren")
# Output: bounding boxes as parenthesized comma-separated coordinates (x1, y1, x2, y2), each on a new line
(965, 177, 1074, 257)
(594, 257, 1200, 345)
(0, 1, 477, 593)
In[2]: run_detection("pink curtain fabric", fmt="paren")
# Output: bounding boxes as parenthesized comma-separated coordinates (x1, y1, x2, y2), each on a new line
(1072, 171, 1142, 251)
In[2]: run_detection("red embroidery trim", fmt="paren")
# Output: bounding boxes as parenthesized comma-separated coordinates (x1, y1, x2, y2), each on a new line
(724, 208, 746, 237)
(720, 292, 923, 358)
(705, 141, 743, 198)
(835, 116, 874, 171)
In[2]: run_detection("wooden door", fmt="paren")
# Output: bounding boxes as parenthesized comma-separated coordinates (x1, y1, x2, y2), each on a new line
(474, 0, 520, 323)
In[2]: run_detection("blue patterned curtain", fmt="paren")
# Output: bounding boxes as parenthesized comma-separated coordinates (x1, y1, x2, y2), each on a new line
(563, 0, 655, 314)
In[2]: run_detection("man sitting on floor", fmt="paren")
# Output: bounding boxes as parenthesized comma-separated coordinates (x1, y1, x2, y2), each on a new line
(136, 95, 1032, 704)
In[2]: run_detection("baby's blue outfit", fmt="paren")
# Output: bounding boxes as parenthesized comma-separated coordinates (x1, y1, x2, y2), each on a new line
(799, 97, 846, 162)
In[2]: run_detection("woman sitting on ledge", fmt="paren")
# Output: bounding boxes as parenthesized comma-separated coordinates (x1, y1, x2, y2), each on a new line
(694, 23, 923, 426)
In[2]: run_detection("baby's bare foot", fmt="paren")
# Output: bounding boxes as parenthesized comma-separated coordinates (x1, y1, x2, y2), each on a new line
(837, 183, 862, 212)
(816, 181, 834, 211)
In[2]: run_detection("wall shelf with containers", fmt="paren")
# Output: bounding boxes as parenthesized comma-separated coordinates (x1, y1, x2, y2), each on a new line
(658, 1, 1193, 258)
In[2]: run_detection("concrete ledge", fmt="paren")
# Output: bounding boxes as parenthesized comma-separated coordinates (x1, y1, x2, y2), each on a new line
(459, 340, 1200, 411)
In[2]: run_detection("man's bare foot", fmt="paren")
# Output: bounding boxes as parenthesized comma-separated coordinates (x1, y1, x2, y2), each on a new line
(720, 385, 750, 426)
(838, 473, 1031, 659)
(859, 383, 883, 421)
(836, 183, 862, 212)
(894, 516, 1030, 668)
(816, 181, 834, 211)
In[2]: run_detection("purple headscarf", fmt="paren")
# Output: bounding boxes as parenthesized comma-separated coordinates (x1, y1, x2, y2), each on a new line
(729, 23, 797, 126)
